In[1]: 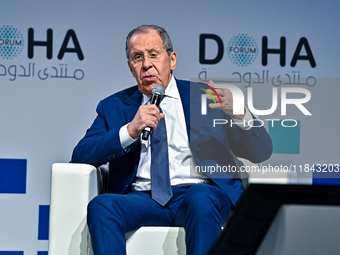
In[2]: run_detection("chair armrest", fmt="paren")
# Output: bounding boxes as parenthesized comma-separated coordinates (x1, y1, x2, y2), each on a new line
(97, 164, 109, 194)
(126, 227, 186, 255)
(48, 163, 98, 255)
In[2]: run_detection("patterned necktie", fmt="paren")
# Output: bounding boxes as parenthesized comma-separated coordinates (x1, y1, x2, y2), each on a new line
(150, 110, 173, 206)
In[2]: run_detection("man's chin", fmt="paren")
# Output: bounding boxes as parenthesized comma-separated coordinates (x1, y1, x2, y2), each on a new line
(139, 80, 167, 96)
(139, 84, 157, 97)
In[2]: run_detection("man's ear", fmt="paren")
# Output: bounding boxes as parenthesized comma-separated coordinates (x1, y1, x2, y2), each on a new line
(170, 51, 177, 71)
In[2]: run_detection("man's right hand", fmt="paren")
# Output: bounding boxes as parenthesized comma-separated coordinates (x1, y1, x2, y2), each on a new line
(127, 105, 165, 139)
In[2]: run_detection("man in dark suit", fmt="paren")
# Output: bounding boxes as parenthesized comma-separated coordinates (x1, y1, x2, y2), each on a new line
(71, 24, 272, 255)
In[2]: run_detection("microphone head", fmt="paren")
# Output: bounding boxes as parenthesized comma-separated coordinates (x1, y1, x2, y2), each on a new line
(152, 85, 165, 96)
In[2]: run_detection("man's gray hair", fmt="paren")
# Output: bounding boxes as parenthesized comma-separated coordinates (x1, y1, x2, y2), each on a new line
(125, 24, 174, 59)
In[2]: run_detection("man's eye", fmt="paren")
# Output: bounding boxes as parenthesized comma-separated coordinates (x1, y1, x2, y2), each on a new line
(134, 55, 143, 61)
(149, 53, 158, 59)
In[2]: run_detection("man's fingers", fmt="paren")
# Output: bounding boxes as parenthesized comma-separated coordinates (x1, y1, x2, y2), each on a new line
(208, 103, 222, 109)
(208, 80, 215, 88)
(206, 94, 220, 102)
(128, 104, 165, 138)
(208, 102, 231, 109)
(141, 105, 165, 130)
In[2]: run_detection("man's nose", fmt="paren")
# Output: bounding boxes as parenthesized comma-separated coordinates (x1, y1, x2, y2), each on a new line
(142, 55, 153, 69)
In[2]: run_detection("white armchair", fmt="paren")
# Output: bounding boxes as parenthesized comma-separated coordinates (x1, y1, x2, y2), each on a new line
(48, 163, 187, 255)
(48, 162, 296, 255)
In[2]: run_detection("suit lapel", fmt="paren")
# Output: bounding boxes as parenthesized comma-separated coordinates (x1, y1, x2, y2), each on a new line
(121, 87, 142, 171)
(123, 87, 142, 123)
(176, 79, 191, 141)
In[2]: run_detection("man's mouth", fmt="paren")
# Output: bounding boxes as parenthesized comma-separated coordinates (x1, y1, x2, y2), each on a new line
(142, 74, 156, 82)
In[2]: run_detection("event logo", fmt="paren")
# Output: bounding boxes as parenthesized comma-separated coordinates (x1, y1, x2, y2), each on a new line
(27, 28, 84, 60)
(0, 25, 84, 60)
(227, 34, 258, 67)
(199, 34, 316, 68)
(0, 25, 25, 59)
(0, 26, 85, 81)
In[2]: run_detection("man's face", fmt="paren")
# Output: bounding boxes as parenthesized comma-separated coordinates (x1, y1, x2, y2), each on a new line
(127, 30, 177, 97)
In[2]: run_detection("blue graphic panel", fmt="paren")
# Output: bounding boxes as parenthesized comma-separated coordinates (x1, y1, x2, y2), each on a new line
(38, 205, 50, 240)
(37, 252, 48, 255)
(268, 120, 300, 154)
(0, 159, 27, 193)
(0, 252, 23, 255)
(313, 165, 340, 185)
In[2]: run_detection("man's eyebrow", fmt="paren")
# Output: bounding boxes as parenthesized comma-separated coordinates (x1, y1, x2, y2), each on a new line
(130, 50, 142, 55)
(131, 48, 162, 54)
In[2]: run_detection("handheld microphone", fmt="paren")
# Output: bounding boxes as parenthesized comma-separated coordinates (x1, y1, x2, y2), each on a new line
(142, 85, 165, 140)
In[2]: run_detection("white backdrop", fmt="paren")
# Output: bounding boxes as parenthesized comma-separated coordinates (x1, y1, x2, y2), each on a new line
(0, 0, 339, 254)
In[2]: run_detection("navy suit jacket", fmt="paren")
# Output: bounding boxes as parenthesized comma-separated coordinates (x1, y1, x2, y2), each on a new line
(72, 79, 272, 205)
